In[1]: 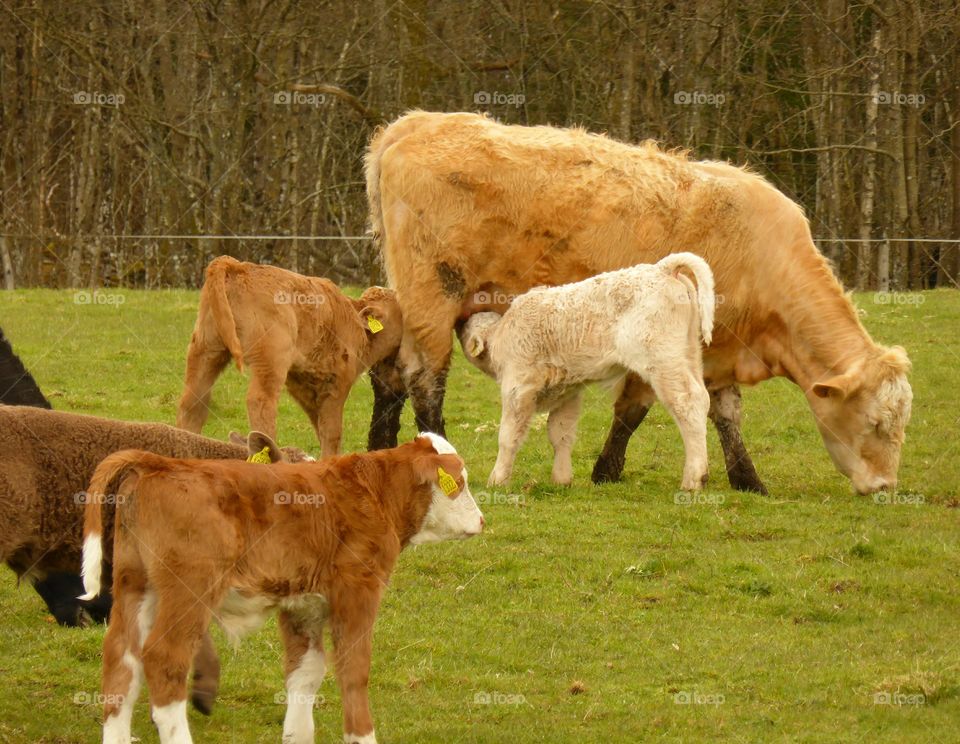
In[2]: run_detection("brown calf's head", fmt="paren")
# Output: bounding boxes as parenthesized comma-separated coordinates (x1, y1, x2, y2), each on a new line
(408, 432, 484, 544)
(808, 345, 912, 494)
(357, 286, 403, 366)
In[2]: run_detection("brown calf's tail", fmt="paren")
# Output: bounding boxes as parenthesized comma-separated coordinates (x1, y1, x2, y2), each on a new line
(204, 256, 245, 372)
(78, 450, 155, 600)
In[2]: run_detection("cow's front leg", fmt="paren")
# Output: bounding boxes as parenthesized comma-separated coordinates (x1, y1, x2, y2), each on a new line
(547, 392, 581, 485)
(709, 385, 767, 493)
(489, 382, 537, 487)
(592, 374, 656, 484)
(368, 352, 407, 450)
(279, 608, 327, 744)
(316, 390, 349, 459)
(331, 590, 382, 744)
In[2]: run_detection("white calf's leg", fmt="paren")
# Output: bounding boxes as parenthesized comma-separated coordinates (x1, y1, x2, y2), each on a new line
(489, 381, 538, 486)
(547, 393, 581, 485)
(102, 591, 154, 744)
(152, 700, 192, 744)
(282, 644, 327, 744)
(344, 733, 378, 744)
(646, 369, 710, 490)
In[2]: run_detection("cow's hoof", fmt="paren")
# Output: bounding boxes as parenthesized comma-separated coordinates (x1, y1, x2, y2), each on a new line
(591, 457, 624, 484)
(191, 689, 216, 716)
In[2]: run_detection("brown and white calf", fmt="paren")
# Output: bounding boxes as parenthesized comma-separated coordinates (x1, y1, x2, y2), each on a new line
(177, 256, 403, 457)
(458, 253, 715, 491)
(80, 433, 483, 744)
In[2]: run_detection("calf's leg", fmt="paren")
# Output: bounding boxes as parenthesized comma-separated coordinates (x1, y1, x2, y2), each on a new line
(176, 345, 231, 434)
(592, 375, 656, 484)
(709, 385, 767, 494)
(245, 365, 288, 441)
(101, 588, 149, 744)
(279, 607, 327, 744)
(547, 393, 581, 485)
(331, 590, 382, 744)
(489, 382, 538, 487)
(645, 369, 711, 491)
(189, 630, 220, 715)
(316, 389, 349, 459)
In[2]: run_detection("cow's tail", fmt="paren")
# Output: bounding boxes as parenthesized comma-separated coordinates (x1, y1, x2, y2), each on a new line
(204, 257, 244, 372)
(364, 127, 388, 253)
(79, 450, 155, 601)
(658, 252, 715, 345)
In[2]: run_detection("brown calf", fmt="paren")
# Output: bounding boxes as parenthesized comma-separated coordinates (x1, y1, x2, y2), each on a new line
(177, 256, 403, 457)
(81, 433, 483, 744)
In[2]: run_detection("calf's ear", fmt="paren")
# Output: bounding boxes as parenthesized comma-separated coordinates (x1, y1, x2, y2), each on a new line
(246, 431, 285, 462)
(360, 305, 386, 335)
(413, 451, 465, 497)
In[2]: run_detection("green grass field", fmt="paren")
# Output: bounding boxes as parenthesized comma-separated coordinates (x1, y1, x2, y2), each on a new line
(0, 288, 958, 743)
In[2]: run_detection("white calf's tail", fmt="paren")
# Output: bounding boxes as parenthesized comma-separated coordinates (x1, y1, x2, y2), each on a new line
(657, 252, 715, 345)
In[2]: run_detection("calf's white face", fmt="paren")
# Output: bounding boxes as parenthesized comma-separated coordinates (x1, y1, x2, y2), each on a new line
(411, 432, 485, 545)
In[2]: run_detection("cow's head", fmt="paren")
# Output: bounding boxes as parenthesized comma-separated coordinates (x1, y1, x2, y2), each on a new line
(409, 432, 484, 544)
(808, 346, 912, 494)
(357, 286, 403, 365)
(456, 311, 502, 379)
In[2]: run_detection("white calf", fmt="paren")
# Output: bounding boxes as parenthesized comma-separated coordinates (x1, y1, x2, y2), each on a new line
(459, 252, 715, 490)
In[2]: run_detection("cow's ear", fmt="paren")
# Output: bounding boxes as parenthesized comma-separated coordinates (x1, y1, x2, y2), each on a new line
(812, 370, 861, 400)
(247, 431, 284, 462)
(413, 448, 465, 498)
(228, 431, 246, 446)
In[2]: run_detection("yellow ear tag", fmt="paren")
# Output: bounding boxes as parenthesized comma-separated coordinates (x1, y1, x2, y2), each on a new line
(437, 466, 458, 496)
(247, 446, 272, 464)
(367, 316, 384, 334)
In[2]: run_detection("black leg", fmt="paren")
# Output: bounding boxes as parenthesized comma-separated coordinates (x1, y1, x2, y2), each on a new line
(368, 353, 407, 450)
(709, 386, 767, 494)
(592, 376, 656, 484)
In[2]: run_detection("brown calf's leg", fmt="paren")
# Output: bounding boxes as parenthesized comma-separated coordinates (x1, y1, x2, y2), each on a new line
(189, 630, 220, 715)
(101, 587, 150, 744)
(141, 598, 213, 744)
(709, 385, 768, 494)
(316, 389, 349, 459)
(278, 602, 328, 744)
(176, 345, 231, 434)
(592, 375, 656, 484)
(331, 589, 382, 744)
(245, 366, 288, 441)
(368, 352, 407, 450)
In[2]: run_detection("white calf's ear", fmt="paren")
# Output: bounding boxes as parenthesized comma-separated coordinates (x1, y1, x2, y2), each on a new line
(469, 335, 485, 357)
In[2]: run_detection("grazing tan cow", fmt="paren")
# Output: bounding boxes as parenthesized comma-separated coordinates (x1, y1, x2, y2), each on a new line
(365, 111, 912, 495)
(176, 256, 402, 457)
(80, 433, 483, 744)
(459, 253, 715, 490)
